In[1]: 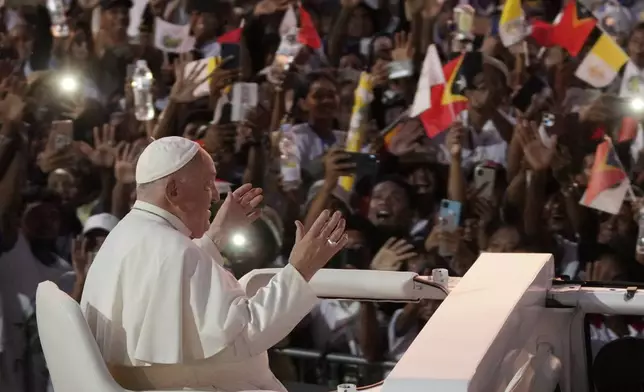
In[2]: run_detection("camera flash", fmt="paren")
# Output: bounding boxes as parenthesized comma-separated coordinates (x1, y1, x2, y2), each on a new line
(631, 97, 644, 112)
(60, 75, 78, 93)
(231, 233, 247, 247)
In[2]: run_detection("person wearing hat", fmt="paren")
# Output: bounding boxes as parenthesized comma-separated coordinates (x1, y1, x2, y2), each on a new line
(57, 213, 121, 301)
(436, 54, 513, 170)
(80, 136, 348, 391)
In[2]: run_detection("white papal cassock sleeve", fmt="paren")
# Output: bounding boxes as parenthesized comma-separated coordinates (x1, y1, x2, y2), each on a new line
(132, 240, 318, 364)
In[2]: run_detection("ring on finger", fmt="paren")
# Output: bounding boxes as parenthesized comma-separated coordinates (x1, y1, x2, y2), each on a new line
(327, 239, 338, 246)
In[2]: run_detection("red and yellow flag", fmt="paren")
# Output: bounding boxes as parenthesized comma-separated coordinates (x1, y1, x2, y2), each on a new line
(551, 0, 596, 57)
(581, 140, 628, 213)
(418, 55, 469, 138)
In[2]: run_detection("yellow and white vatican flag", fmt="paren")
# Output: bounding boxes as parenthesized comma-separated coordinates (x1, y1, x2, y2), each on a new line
(499, 0, 529, 47)
(339, 72, 374, 192)
(410, 45, 444, 117)
(575, 33, 628, 88)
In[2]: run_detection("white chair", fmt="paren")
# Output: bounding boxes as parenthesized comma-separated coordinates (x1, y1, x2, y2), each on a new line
(35, 281, 186, 392)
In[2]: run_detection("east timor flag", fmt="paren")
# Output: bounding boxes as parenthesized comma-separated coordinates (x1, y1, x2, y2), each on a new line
(552, 0, 596, 57)
(580, 140, 629, 214)
(419, 53, 481, 138)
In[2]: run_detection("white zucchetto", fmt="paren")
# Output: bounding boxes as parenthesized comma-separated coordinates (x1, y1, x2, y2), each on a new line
(135, 137, 200, 184)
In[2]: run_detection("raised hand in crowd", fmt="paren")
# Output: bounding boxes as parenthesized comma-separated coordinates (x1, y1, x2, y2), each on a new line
(392, 31, 414, 63)
(253, 0, 291, 17)
(113, 142, 139, 185)
(170, 54, 216, 103)
(71, 235, 92, 279)
(386, 120, 425, 157)
(323, 147, 356, 185)
(371, 59, 390, 88)
(516, 118, 557, 171)
(371, 237, 417, 271)
(36, 124, 78, 173)
(209, 57, 241, 100)
(578, 93, 624, 127)
(0, 76, 25, 123)
(79, 124, 119, 169)
(445, 122, 466, 157)
(208, 183, 264, 246)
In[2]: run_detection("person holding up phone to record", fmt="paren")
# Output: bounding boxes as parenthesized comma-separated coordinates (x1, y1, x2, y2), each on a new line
(303, 147, 356, 228)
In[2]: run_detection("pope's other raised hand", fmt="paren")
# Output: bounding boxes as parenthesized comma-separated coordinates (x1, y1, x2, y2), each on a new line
(208, 183, 263, 247)
(289, 210, 348, 281)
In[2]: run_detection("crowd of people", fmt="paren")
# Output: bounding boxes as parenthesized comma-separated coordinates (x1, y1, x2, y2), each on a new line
(3, 0, 644, 390)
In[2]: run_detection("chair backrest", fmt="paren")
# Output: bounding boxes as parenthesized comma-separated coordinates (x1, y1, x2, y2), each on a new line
(36, 281, 124, 392)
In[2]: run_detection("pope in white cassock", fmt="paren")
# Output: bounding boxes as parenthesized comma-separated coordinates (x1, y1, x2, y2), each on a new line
(80, 137, 348, 391)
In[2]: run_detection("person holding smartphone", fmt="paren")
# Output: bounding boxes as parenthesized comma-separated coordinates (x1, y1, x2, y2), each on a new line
(289, 72, 345, 179)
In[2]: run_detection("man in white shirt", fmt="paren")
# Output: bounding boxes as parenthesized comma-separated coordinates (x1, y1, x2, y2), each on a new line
(80, 136, 348, 391)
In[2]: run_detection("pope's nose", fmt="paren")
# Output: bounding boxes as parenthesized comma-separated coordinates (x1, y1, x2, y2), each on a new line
(212, 191, 221, 203)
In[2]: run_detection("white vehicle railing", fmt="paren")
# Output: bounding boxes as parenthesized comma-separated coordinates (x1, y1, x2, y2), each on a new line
(240, 268, 458, 302)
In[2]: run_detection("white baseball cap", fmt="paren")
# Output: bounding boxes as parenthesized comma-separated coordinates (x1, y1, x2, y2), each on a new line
(83, 213, 120, 235)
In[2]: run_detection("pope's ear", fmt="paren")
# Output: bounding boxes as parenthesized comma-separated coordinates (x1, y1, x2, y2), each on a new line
(166, 178, 179, 200)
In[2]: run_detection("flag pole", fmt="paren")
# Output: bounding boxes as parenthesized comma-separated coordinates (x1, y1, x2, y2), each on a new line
(378, 109, 410, 138)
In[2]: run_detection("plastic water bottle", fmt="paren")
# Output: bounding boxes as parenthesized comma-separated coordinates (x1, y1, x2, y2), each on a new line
(131, 60, 155, 121)
(637, 207, 644, 255)
(47, 0, 70, 37)
(278, 125, 301, 191)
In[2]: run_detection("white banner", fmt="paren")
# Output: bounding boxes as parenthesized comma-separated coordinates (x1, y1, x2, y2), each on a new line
(153, 18, 195, 53)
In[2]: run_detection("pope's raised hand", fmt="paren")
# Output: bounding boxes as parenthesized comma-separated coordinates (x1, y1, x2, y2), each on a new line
(208, 183, 264, 247)
(289, 210, 348, 281)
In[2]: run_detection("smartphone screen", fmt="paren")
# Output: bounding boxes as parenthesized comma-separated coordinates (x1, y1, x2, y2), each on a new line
(439, 199, 461, 233)
(512, 76, 547, 113)
(438, 199, 462, 257)
(220, 44, 240, 70)
(50, 120, 73, 150)
(345, 152, 379, 179)
(219, 102, 233, 125)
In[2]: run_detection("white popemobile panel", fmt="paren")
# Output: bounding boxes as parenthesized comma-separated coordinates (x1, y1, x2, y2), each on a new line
(242, 253, 565, 392)
(39, 252, 644, 392)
